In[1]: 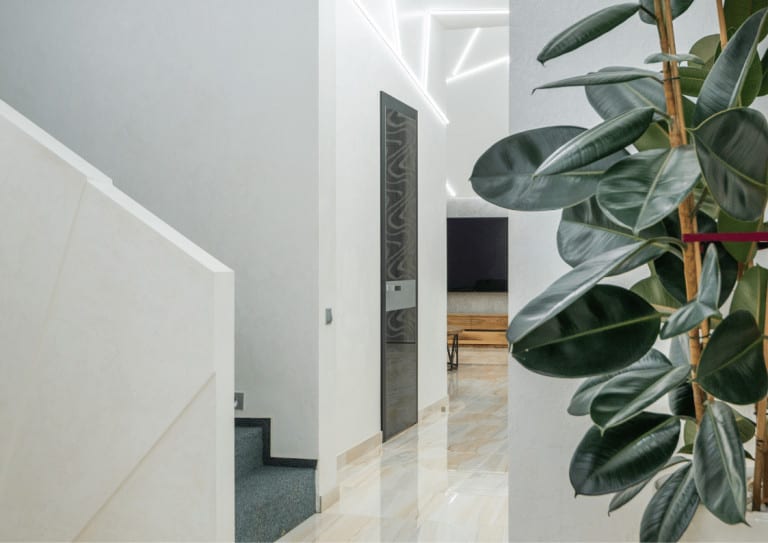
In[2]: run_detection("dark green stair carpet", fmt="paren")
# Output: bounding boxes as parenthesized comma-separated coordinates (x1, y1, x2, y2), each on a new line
(235, 426, 315, 543)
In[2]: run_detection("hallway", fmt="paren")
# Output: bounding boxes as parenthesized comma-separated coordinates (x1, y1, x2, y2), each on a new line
(280, 364, 508, 542)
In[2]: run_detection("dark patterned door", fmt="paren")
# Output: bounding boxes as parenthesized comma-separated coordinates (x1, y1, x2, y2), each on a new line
(380, 92, 418, 441)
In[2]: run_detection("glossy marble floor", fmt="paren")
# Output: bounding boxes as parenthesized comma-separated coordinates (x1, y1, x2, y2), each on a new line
(280, 364, 508, 542)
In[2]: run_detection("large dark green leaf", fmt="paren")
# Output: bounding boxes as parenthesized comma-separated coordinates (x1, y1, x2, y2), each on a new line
(568, 350, 672, 416)
(655, 212, 738, 306)
(639, 463, 699, 542)
(534, 69, 661, 92)
(731, 264, 768, 329)
(570, 413, 680, 495)
(741, 54, 764, 106)
(689, 34, 721, 69)
(590, 364, 690, 429)
(635, 123, 671, 151)
(694, 9, 768, 125)
(679, 66, 708, 97)
(557, 198, 667, 273)
(638, 0, 695, 24)
(761, 50, 768, 95)
(507, 242, 667, 343)
(696, 310, 768, 404)
(631, 275, 682, 311)
(610, 456, 690, 514)
(586, 67, 696, 129)
(536, 108, 655, 177)
(724, 0, 768, 35)
(537, 4, 640, 64)
(471, 126, 628, 211)
(512, 285, 661, 378)
(719, 212, 760, 262)
(669, 382, 696, 418)
(693, 107, 768, 221)
(660, 245, 722, 339)
(596, 146, 700, 234)
(693, 401, 747, 525)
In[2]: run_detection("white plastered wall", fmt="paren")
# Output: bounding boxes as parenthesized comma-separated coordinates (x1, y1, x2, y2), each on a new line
(334, 0, 448, 460)
(0, 100, 234, 541)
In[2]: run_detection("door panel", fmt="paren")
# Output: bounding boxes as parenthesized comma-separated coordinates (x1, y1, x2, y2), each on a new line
(380, 92, 418, 441)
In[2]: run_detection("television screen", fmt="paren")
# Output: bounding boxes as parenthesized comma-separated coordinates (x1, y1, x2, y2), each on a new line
(447, 217, 508, 292)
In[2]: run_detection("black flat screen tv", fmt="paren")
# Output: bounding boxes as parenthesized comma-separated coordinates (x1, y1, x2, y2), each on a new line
(447, 217, 508, 292)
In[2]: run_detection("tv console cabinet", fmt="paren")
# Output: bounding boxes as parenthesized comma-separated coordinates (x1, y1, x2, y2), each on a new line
(447, 313, 508, 347)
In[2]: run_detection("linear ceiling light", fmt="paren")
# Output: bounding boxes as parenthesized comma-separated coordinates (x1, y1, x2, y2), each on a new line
(421, 13, 432, 86)
(350, 0, 449, 125)
(430, 9, 510, 16)
(452, 28, 481, 76)
(390, 0, 402, 54)
(446, 56, 510, 84)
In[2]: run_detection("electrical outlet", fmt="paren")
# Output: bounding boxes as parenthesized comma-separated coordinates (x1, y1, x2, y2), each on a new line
(234, 392, 244, 410)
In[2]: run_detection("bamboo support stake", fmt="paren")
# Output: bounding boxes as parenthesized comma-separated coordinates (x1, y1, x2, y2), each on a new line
(716, 0, 729, 48)
(655, 0, 707, 422)
(755, 398, 767, 510)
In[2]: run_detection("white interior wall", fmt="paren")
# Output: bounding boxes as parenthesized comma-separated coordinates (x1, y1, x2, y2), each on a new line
(0, 0, 321, 459)
(335, 0, 448, 458)
(0, 100, 233, 541)
(504, 1, 759, 540)
(445, 26, 510, 198)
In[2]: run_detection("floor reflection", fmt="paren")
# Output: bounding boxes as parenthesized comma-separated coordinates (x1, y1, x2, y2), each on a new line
(280, 364, 508, 542)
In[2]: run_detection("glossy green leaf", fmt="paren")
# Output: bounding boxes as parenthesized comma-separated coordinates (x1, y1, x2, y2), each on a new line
(568, 350, 673, 416)
(679, 66, 708, 97)
(537, 4, 640, 64)
(631, 275, 682, 311)
(693, 401, 747, 525)
(694, 9, 768, 125)
(640, 463, 699, 542)
(638, 0, 695, 24)
(760, 50, 768, 95)
(590, 364, 690, 430)
(719, 211, 760, 262)
(692, 183, 720, 218)
(609, 456, 690, 514)
(655, 212, 738, 306)
(536, 108, 655, 177)
(634, 123, 671, 151)
(645, 52, 704, 65)
(534, 69, 661, 92)
(724, 0, 768, 35)
(661, 245, 722, 339)
(669, 382, 696, 419)
(507, 242, 667, 343)
(741, 54, 764, 106)
(557, 198, 667, 273)
(689, 34, 721, 69)
(586, 68, 696, 129)
(570, 413, 680, 495)
(512, 285, 661, 378)
(692, 108, 768, 222)
(596, 146, 701, 234)
(731, 265, 768, 329)
(696, 310, 768, 404)
(610, 479, 651, 514)
(471, 126, 628, 211)
(734, 410, 757, 443)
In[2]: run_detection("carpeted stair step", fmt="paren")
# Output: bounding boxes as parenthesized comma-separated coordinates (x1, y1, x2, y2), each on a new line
(235, 424, 316, 543)
(235, 465, 315, 542)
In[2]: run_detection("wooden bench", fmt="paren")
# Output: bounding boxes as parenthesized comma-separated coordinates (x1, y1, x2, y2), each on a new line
(447, 313, 508, 347)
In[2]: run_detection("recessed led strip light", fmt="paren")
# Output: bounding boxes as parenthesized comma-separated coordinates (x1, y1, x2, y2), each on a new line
(446, 56, 510, 84)
(421, 13, 432, 85)
(430, 9, 510, 16)
(350, 0, 449, 125)
(445, 181, 457, 198)
(390, 0, 402, 54)
(452, 28, 481, 77)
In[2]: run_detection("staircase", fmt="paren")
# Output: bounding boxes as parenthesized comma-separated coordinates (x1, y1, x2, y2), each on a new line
(235, 424, 316, 542)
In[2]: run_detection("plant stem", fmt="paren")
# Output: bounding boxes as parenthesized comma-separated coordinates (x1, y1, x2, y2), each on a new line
(754, 285, 768, 510)
(716, 0, 729, 48)
(654, 0, 707, 422)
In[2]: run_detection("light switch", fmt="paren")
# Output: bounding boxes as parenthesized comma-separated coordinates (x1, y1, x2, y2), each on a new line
(325, 308, 333, 324)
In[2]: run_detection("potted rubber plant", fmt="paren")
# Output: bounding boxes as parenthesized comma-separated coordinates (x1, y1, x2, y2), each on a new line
(471, 1, 768, 540)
